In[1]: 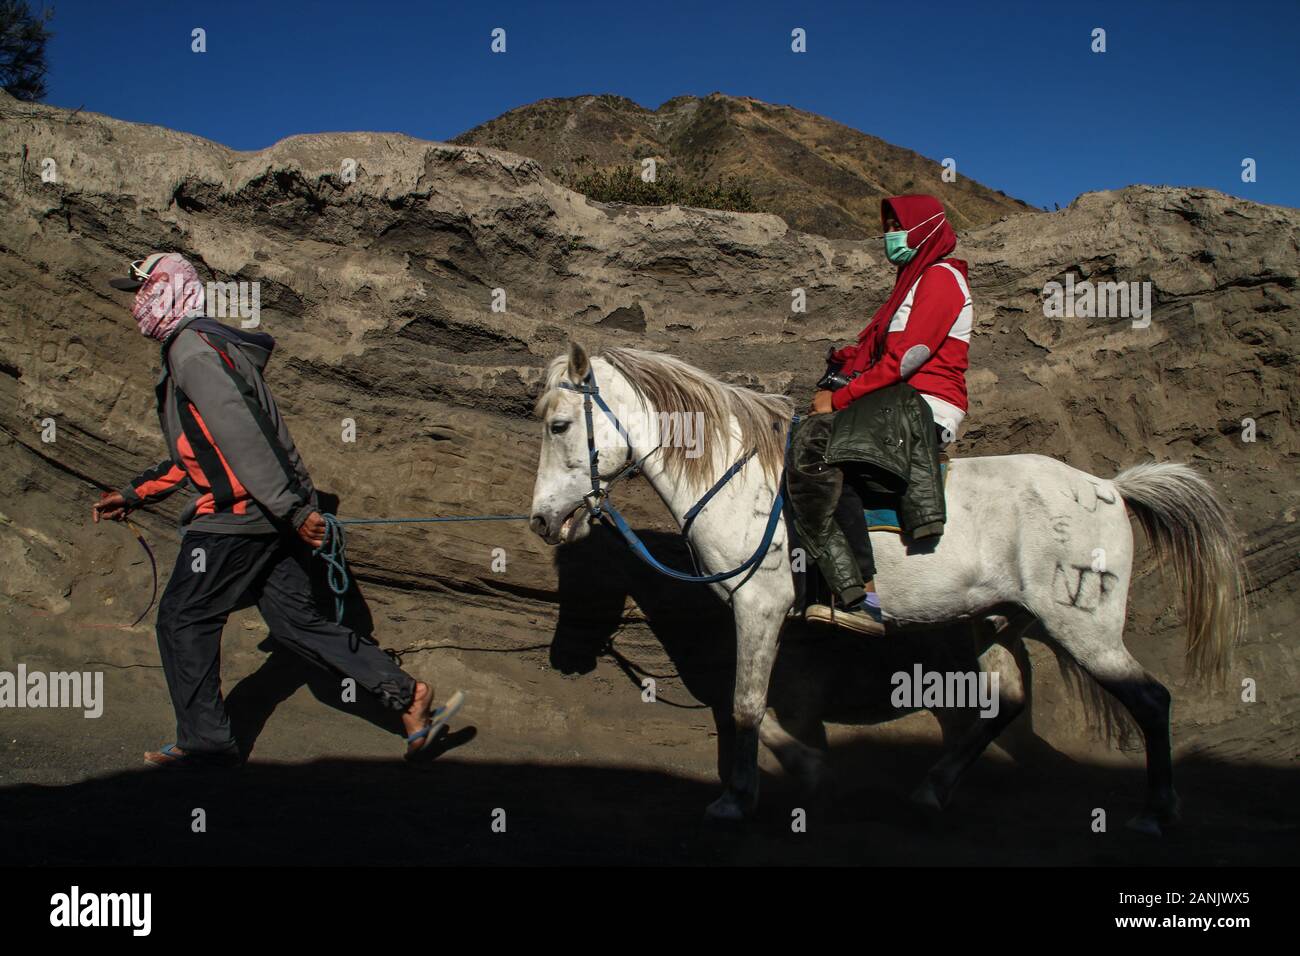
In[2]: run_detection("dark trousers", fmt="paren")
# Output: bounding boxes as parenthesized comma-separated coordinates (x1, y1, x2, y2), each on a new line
(155, 530, 416, 757)
(788, 414, 867, 606)
(790, 418, 950, 605)
(835, 481, 876, 580)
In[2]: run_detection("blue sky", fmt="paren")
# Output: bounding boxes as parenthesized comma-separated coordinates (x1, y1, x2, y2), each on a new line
(39, 0, 1300, 211)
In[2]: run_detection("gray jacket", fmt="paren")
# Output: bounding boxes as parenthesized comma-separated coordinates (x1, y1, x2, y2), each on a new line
(119, 316, 317, 535)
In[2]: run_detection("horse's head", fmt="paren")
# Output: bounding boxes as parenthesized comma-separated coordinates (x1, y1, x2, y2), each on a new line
(530, 342, 624, 546)
(530, 341, 793, 547)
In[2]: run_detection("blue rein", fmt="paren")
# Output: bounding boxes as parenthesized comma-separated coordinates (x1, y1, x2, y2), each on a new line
(557, 368, 792, 587)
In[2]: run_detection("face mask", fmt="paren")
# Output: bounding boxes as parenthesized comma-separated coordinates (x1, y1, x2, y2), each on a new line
(132, 254, 204, 340)
(884, 231, 916, 264)
(883, 211, 946, 265)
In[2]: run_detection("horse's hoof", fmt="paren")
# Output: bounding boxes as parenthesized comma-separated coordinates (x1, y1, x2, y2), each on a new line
(1125, 814, 1164, 837)
(1164, 794, 1183, 825)
(909, 781, 946, 815)
(799, 759, 835, 797)
(1127, 792, 1180, 836)
(704, 793, 748, 824)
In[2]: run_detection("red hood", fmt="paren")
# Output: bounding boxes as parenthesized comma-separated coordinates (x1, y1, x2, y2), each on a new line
(857, 194, 967, 359)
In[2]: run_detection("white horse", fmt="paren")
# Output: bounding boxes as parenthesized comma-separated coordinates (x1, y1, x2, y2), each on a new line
(529, 344, 1246, 834)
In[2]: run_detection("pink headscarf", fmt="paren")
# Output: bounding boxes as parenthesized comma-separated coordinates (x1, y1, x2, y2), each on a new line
(132, 253, 204, 340)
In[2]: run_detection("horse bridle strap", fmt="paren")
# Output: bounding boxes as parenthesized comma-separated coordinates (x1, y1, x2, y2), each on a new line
(602, 420, 794, 587)
(555, 365, 795, 588)
(556, 368, 642, 520)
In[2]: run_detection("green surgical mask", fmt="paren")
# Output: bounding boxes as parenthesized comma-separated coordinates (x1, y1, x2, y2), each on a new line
(884, 230, 916, 264)
(882, 210, 946, 265)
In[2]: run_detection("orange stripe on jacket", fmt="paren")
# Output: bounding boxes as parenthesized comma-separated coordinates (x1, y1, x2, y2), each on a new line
(134, 463, 187, 499)
(175, 432, 208, 493)
(194, 332, 253, 514)
(175, 433, 217, 516)
(187, 403, 251, 507)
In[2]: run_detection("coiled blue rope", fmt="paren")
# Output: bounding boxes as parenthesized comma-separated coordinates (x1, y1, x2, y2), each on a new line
(313, 512, 530, 623)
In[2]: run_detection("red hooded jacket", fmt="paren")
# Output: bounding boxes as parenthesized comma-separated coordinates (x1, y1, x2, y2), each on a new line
(830, 195, 972, 435)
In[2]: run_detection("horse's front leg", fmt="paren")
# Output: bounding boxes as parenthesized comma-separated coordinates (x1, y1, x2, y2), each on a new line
(705, 585, 785, 822)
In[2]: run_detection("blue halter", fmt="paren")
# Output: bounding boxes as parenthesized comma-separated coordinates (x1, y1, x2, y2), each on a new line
(556, 366, 792, 587)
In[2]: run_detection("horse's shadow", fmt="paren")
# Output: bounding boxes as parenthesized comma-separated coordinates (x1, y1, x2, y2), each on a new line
(552, 524, 1064, 793)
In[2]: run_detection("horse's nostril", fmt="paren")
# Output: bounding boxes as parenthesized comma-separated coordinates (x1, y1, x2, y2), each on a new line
(529, 514, 549, 537)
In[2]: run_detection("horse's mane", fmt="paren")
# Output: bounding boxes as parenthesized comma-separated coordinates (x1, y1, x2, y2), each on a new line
(539, 346, 793, 492)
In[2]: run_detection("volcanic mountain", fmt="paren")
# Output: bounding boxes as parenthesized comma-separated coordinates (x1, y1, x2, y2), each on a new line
(453, 92, 1037, 237)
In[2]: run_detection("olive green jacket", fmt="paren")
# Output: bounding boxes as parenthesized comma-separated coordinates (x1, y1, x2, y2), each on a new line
(824, 382, 946, 537)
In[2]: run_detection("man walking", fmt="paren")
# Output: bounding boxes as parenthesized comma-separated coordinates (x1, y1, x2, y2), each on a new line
(93, 252, 462, 767)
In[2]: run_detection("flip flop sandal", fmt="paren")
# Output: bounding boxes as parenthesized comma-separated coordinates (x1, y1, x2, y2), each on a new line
(404, 690, 466, 761)
(430, 690, 465, 734)
(144, 743, 241, 769)
(144, 743, 189, 767)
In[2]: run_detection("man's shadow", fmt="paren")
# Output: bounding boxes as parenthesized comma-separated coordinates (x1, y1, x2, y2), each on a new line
(224, 491, 473, 761)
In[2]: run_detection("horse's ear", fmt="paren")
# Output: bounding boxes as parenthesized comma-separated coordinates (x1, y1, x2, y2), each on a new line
(567, 342, 590, 382)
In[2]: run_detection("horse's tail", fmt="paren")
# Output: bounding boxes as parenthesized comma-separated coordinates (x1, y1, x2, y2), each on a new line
(1112, 461, 1247, 682)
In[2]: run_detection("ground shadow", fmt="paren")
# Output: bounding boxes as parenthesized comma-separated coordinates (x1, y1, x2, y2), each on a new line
(1, 746, 1293, 866)
(226, 644, 399, 756)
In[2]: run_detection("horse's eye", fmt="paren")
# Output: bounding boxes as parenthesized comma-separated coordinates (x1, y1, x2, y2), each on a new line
(550, 420, 570, 435)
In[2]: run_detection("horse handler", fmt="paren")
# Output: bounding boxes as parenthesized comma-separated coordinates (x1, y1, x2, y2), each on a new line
(93, 252, 463, 767)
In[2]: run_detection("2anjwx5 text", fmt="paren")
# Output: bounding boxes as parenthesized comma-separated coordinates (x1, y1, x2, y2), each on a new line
(1119, 891, 1250, 907)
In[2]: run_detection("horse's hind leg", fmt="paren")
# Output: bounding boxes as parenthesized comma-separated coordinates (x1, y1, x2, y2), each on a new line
(1082, 651, 1178, 835)
(912, 615, 1032, 812)
(1035, 609, 1178, 835)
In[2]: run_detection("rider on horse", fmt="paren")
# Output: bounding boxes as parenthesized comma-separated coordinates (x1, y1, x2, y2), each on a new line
(790, 194, 974, 636)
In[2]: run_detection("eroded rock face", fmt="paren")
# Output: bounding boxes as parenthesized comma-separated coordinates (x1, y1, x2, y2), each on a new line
(1, 91, 1296, 769)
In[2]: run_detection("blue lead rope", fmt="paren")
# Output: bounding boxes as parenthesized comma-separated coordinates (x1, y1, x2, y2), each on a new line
(600, 487, 785, 585)
(598, 417, 795, 587)
(311, 410, 797, 617)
